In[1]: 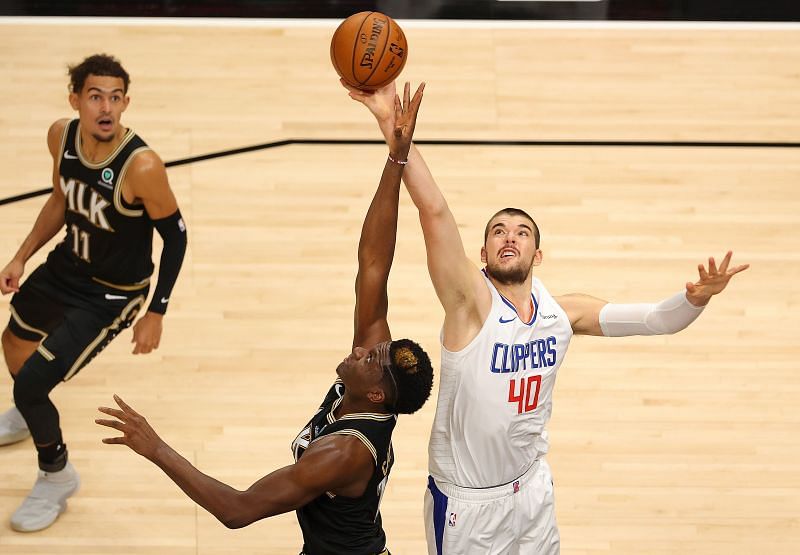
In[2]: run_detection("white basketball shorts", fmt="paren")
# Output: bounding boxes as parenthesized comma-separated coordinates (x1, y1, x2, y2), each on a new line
(424, 458, 559, 555)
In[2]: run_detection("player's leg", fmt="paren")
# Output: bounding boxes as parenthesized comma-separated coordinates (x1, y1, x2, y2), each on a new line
(0, 264, 64, 446)
(515, 458, 560, 555)
(10, 292, 145, 532)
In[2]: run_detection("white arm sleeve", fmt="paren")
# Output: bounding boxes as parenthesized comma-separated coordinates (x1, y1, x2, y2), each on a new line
(598, 291, 705, 337)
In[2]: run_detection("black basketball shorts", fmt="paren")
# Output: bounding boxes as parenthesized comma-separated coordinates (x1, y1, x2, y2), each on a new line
(8, 260, 148, 381)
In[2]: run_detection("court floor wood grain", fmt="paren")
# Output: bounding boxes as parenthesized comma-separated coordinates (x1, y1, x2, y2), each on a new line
(0, 19, 798, 554)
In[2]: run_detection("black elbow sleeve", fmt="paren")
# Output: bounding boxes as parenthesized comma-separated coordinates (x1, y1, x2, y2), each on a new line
(148, 209, 187, 314)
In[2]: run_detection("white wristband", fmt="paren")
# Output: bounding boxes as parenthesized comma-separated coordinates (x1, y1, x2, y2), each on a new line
(599, 291, 705, 337)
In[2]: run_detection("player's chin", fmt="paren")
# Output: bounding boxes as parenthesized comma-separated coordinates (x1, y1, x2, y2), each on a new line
(91, 130, 116, 143)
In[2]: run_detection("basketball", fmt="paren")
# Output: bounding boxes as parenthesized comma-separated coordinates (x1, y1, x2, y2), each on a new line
(330, 11, 408, 91)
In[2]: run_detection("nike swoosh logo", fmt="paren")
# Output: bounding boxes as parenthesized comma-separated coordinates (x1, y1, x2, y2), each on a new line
(104, 293, 127, 300)
(499, 316, 517, 324)
(64, 151, 79, 159)
(160, 297, 169, 303)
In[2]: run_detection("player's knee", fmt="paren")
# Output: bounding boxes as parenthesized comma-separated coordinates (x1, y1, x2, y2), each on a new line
(12, 354, 62, 409)
(2, 326, 39, 377)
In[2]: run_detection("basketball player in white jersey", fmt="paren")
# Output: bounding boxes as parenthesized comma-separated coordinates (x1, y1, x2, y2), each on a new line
(342, 80, 749, 554)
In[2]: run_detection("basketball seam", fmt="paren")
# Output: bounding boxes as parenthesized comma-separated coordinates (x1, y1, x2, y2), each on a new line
(370, 21, 406, 89)
(360, 14, 391, 87)
(351, 11, 373, 88)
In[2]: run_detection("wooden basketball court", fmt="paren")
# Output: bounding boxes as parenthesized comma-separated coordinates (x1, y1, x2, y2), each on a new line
(0, 18, 797, 554)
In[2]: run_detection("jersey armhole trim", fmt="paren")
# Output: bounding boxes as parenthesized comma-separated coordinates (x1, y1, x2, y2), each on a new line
(113, 146, 152, 217)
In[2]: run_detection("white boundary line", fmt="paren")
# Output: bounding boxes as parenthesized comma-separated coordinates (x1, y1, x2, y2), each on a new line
(0, 16, 799, 31)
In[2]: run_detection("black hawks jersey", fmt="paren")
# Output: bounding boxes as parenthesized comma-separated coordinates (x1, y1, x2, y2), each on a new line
(49, 119, 155, 287)
(291, 379, 396, 555)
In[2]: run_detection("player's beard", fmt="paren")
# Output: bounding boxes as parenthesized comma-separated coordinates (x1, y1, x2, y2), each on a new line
(485, 258, 533, 285)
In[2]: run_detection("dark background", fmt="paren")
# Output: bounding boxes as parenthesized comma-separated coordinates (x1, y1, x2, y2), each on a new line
(0, 0, 798, 21)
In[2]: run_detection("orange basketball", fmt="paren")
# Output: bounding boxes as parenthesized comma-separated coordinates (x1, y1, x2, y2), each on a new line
(330, 11, 408, 91)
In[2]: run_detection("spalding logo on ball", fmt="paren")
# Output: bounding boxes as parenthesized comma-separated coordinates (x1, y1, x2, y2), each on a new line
(331, 11, 408, 91)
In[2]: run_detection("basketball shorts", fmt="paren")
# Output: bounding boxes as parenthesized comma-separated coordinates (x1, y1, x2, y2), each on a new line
(8, 260, 148, 382)
(424, 458, 559, 555)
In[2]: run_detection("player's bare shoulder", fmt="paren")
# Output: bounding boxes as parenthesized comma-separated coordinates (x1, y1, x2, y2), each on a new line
(127, 148, 166, 178)
(46, 118, 71, 158)
(122, 147, 172, 205)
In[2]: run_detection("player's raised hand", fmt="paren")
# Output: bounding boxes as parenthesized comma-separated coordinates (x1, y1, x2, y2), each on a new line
(341, 78, 396, 124)
(389, 82, 425, 161)
(96, 394, 163, 460)
(685, 251, 749, 306)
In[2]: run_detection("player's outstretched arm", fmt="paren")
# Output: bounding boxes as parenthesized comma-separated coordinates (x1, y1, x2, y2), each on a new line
(343, 80, 488, 337)
(1, 120, 69, 295)
(123, 151, 187, 354)
(558, 251, 749, 336)
(353, 82, 424, 349)
(96, 395, 374, 528)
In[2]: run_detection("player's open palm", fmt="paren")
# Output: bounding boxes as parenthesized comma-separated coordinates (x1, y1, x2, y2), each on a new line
(96, 394, 163, 461)
(686, 251, 749, 305)
(389, 81, 425, 161)
(342, 78, 396, 123)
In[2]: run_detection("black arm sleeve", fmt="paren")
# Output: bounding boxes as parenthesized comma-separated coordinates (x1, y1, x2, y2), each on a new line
(148, 209, 187, 314)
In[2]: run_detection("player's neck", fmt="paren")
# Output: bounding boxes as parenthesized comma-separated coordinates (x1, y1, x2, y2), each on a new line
(491, 278, 534, 320)
(78, 126, 126, 163)
(336, 394, 390, 418)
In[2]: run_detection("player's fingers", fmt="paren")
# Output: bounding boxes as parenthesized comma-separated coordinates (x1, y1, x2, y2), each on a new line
(98, 406, 126, 419)
(403, 81, 411, 109)
(729, 263, 750, 275)
(114, 394, 140, 417)
(708, 256, 718, 275)
(95, 418, 125, 430)
(411, 82, 425, 109)
(101, 437, 127, 444)
(697, 263, 709, 281)
(394, 94, 402, 118)
(339, 78, 361, 94)
(718, 250, 733, 274)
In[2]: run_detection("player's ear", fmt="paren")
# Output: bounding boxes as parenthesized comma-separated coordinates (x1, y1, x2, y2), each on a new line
(366, 388, 386, 405)
(481, 246, 487, 264)
(533, 249, 543, 266)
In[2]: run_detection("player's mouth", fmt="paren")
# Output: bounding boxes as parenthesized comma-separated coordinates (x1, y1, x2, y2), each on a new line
(97, 117, 114, 133)
(499, 248, 518, 259)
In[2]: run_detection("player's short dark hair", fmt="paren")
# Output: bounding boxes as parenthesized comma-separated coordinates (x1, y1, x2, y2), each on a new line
(388, 339, 434, 415)
(68, 54, 130, 94)
(484, 207, 541, 249)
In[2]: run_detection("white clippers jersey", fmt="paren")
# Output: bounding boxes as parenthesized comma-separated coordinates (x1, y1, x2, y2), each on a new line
(428, 273, 573, 488)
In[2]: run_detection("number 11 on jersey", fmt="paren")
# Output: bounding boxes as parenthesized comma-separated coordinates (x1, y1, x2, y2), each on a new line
(508, 375, 541, 414)
(69, 223, 90, 262)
